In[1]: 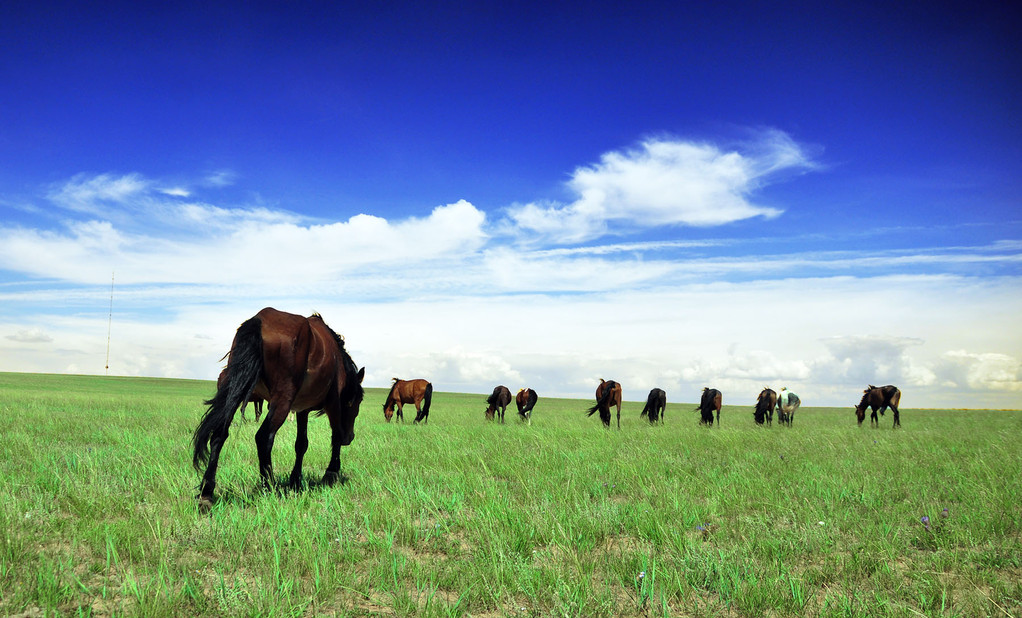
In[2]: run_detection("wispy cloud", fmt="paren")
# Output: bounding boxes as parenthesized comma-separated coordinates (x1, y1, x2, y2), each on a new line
(504, 131, 815, 243)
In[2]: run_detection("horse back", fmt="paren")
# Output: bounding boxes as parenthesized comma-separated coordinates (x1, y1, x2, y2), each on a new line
(253, 308, 339, 412)
(397, 379, 431, 404)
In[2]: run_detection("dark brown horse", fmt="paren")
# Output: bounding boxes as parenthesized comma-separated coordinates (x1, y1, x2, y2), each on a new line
(383, 378, 433, 423)
(640, 388, 666, 424)
(587, 379, 623, 429)
(516, 388, 537, 424)
(754, 387, 777, 425)
(192, 308, 365, 511)
(696, 387, 722, 426)
(485, 385, 512, 422)
(217, 366, 264, 421)
(855, 384, 901, 428)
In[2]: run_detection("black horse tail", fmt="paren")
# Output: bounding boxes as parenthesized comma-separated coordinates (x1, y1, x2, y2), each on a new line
(192, 317, 263, 470)
(421, 382, 433, 416)
(587, 380, 615, 416)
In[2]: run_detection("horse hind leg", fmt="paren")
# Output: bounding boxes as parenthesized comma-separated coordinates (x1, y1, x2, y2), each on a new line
(255, 394, 295, 490)
(197, 424, 231, 510)
(890, 404, 901, 428)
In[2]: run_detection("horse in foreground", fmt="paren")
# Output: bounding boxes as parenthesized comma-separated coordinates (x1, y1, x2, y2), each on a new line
(217, 366, 264, 421)
(775, 387, 800, 426)
(754, 388, 777, 425)
(192, 308, 365, 512)
(485, 385, 512, 422)
(856, 384, 901, 428)
(697, 387, 722, 426)
(383, 378, 433, 423)
(587, 379, 623, 429)
(640, 388, 666, 424)
(516, 388, 537, 424)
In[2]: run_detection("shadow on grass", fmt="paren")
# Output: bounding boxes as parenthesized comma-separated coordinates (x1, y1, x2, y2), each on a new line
(193, 470, 351, 513)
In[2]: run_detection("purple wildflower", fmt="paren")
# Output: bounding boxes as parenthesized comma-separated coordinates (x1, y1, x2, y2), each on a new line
(940, 507, 949, 519)
(921, 515, 931, 531)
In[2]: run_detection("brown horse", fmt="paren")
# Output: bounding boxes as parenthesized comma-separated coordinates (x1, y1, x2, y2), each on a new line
(855, 384, 901, 428)
(754, 388, 776, 425)
(192, 308, 365, 511)
(640, 388, 666, 424)
(485, 385, 512, 422)
(587, 379, 623, 429)
(516, 388, 537, 424)
(217, 366, 264, 421)
(383, 378, 433, 423)
(696, 387, 722, 426)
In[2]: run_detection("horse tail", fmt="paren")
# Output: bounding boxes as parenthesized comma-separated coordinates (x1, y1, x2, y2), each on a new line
(193, 317, 263, 470)
(587, 380, 614, 416)
(421, 382, 433, 416)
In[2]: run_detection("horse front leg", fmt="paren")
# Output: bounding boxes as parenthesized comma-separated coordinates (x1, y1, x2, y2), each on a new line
(323, 408, 348, 487)
(287, 411, 310, 490)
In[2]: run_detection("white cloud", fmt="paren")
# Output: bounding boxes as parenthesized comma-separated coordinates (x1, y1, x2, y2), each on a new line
(2, 148, 1021, 409)
(505, 131, 813, 243)
(935, 351, 1022, 391)
(5, 328, 53, 343)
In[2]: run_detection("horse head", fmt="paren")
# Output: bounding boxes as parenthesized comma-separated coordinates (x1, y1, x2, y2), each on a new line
(338, 366, 365, 444)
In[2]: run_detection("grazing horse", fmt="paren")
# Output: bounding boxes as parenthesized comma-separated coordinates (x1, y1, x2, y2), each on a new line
(192, 308, 365, 511)
(586, 379, 623, 429)
(640, 388, 667, 424)
(696, 387, 722, 426)
(754, 388, 777, 425)
(775, 387, 800, 427)
(217, 366, 264, 421)
(855, 384, 901, 428)
(485, 385, 512, 422)
(383, 378, 433, 423)
(516, 388, 537, 424)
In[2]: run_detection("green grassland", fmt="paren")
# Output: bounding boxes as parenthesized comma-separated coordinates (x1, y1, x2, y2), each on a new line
(1, 372, 1020, 617)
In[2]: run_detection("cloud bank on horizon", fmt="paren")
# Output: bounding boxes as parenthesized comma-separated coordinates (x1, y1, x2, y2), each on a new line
(2, 131, 1021, 409)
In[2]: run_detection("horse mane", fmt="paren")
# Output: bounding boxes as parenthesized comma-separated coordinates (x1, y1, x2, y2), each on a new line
(312, 316, 363, 412)
(854, 390, 870, 410)
(383, 380, 400, 410)
(486, 389, 499, 406)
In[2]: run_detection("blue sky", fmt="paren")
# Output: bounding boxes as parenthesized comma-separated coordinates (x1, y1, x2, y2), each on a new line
(1, 1, 1020, 408)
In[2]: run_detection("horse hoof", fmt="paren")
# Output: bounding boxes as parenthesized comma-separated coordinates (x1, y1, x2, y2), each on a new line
(322, 472, 340, 486)
(197, 496, 215, 514)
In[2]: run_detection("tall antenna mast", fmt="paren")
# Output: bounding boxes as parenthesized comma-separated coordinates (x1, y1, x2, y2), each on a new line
(105, 271, 114, 374)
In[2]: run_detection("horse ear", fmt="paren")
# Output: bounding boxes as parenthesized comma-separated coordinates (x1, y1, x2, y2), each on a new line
(357, 367, 365, 383)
